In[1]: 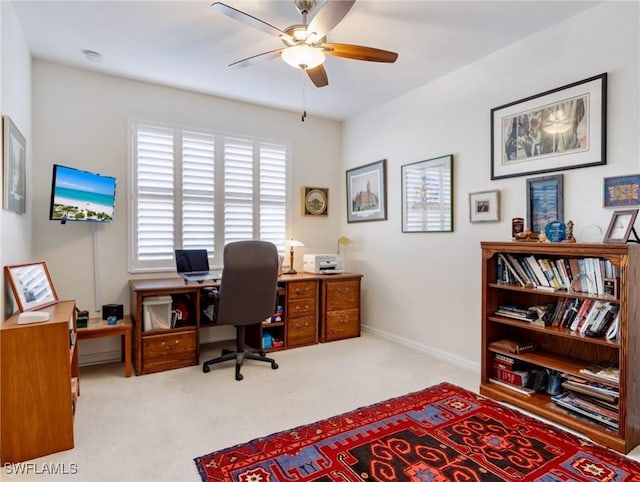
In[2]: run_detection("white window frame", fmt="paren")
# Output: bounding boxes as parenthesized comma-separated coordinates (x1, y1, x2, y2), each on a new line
(127, 119, 291, 273)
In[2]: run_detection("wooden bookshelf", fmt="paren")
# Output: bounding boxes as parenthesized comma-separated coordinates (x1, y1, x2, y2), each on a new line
(0, 301, 78, 463)
(480, 242, 640, 453)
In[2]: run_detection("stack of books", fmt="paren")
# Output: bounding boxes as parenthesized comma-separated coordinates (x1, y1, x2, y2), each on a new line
(551, 370, 620, 432)
(489, 353, 535, 396)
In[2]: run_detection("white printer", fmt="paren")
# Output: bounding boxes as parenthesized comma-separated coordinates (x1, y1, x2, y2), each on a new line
(303, 254, 343, 274)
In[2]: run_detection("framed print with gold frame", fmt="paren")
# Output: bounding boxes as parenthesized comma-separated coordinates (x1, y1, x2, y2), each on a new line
(302, 187, 328, 216)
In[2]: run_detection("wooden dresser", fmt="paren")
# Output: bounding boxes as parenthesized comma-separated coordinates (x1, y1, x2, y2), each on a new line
(0, 301, 78, 463)
(320, 274, 363, 342)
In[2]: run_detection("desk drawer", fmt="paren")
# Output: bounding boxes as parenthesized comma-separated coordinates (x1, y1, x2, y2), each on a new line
(324, 309, 360, 341)
(286, 315, 317, 347)
(288, 281, 316, 300)
(287, 298, 317, 319)
(142, 331, 197, 373)
(325, 280, 360, 311)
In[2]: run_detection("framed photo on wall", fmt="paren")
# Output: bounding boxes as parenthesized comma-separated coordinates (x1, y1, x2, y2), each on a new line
(526, 174, 564, 234)
(491, 73, 607, 180)
(2, 115, 26, 214)
(469, 190, 500, 223)
(401, 154, 453, 232)
(346, 159, 387, 223)
(302, 186, 328, 216)
(603, 174, 640, 207)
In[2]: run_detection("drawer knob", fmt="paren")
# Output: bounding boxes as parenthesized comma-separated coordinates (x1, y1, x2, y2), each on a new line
(296, 305, 309, 312)
(337, 288, 350, 294)
(339, 316, 350, 324)
(296, 287, 309, 295)
(295, 322, 309, 328)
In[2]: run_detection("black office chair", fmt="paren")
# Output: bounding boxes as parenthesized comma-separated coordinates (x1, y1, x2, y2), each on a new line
(202, 240, 279, 381)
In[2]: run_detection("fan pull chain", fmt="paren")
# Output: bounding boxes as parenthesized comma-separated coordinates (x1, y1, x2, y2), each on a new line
(301, 80, 307, 122)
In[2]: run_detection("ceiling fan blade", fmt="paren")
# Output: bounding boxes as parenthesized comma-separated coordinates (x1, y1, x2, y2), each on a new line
(229, 49, 283, 68)
(306, 0, 355, 42)
(322, 43, 398, 63)
(211, 2, 293, 42)
(306, 65, 329, 88)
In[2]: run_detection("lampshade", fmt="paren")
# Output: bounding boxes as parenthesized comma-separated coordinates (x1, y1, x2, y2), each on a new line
(285, 238, 305, 248)
(281, 45, 326, 70)
(337, 236, 353, 254)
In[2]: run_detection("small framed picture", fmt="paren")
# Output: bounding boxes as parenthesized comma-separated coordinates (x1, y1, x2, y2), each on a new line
(526, 174, 564, 233)
(603, 209, 639, 244)
(302, 186, 328, 216)
(346, 159, 387, 223)
(603, 174, 640, 207)
(4, 261, 59, 312)
(469, 190, 500, 223)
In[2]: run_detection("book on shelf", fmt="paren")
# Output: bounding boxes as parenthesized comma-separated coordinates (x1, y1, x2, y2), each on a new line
(492, 365, 529, 387)
(552, 392, 619, 430)
(489, 338, 538, 355)
(561, 377, 619, 403)
(524, 255, 550, 287)
(579, 361, 619, 383)
(489, 377, 536, 396)
(493, 354, 528, 372)
(497, 253, 526, 287)
(605, 312, 620, 340)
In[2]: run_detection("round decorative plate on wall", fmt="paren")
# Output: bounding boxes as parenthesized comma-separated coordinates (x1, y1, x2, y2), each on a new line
(303, 187, 328, 216)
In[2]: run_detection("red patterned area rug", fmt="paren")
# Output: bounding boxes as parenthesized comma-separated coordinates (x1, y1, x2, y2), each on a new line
(194, 382, 640, 481)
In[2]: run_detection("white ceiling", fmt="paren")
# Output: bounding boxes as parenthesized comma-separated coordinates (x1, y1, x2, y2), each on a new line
(12, 0, 599, 121)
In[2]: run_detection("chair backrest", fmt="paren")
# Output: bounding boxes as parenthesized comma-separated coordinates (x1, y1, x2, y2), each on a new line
(216, 240, 279, 326)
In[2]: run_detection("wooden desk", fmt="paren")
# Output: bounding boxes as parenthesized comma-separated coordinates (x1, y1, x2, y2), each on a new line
(129, 273, 362, 375)
(77, 316, 132, 377)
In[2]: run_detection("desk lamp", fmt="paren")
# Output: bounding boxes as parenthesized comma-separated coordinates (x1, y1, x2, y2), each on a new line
(284, 239, 304, 274)
(337, 236, 353, 255)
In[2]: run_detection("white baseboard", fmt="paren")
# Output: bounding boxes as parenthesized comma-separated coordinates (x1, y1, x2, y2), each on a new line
(362, 324, 480, 373)
(79, 350, 123, 367)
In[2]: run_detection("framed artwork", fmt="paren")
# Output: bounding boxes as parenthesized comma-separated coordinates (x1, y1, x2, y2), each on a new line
(302, 186, 328, 216)
(346, 159, 387, 223)
(5, 262, 59, 312)
(2, 115, 27, 213)
(491, 73, 607, 180)
(469, 190, 500, 223)
(603, 174, 640, 207)
(401, 154, 453, 233)
(526, 174, 564, 234)
(603, 209, 639, 244)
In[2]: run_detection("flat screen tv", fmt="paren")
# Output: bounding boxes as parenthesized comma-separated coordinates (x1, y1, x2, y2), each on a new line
(49, 164, 117, 223)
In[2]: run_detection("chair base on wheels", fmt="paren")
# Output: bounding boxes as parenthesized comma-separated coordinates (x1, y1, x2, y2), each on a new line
(202, 325, 278, 381)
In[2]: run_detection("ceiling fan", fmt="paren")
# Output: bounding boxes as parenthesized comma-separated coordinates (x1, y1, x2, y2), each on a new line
(211, 0, 398, 88)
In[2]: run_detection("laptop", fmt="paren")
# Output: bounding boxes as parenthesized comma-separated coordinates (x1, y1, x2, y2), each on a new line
(174, 249, 220, 283)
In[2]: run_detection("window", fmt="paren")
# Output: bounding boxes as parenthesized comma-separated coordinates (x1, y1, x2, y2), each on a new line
(129, 121, 289, 272)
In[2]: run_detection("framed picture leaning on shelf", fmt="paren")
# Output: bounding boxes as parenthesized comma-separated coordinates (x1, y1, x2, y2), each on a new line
(526, 174, 563, 234)
(401, 154, 453, 232)
(5, 261, 59, 312)
(346, 159, 387, 223)
(603, 209, 639, 244)
(490, 73, 607, 180)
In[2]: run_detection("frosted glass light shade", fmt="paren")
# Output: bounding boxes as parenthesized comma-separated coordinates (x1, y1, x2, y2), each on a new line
(281, 45, 325, 70)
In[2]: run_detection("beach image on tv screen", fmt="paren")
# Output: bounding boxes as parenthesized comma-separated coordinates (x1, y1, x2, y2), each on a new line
(52, 166, 116, 221)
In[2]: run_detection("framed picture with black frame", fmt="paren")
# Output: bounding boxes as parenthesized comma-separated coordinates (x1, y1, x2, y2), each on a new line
(401, 154, 453, 232)
(526, 174, 563, 234)
(491, 73, 607, 180)
(346, 159, 387, 223)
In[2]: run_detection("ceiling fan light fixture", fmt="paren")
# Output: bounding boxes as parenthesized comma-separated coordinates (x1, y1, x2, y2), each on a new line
(281, 45, 325, 70)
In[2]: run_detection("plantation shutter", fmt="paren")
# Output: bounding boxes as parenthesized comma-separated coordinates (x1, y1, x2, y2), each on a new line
(223, 137, 254, 244)
(133, 124, 175, 269)
(182, 131, 215, 254)
(259, 142, 287, 248)
(129, 121, 289, 272)
(403, 160, 452, 232)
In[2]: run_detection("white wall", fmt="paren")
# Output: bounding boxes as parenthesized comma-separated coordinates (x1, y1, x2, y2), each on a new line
(1, 1, 32, 318)
(30, 63, 342, 360)
(342, 1, 639, 370)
